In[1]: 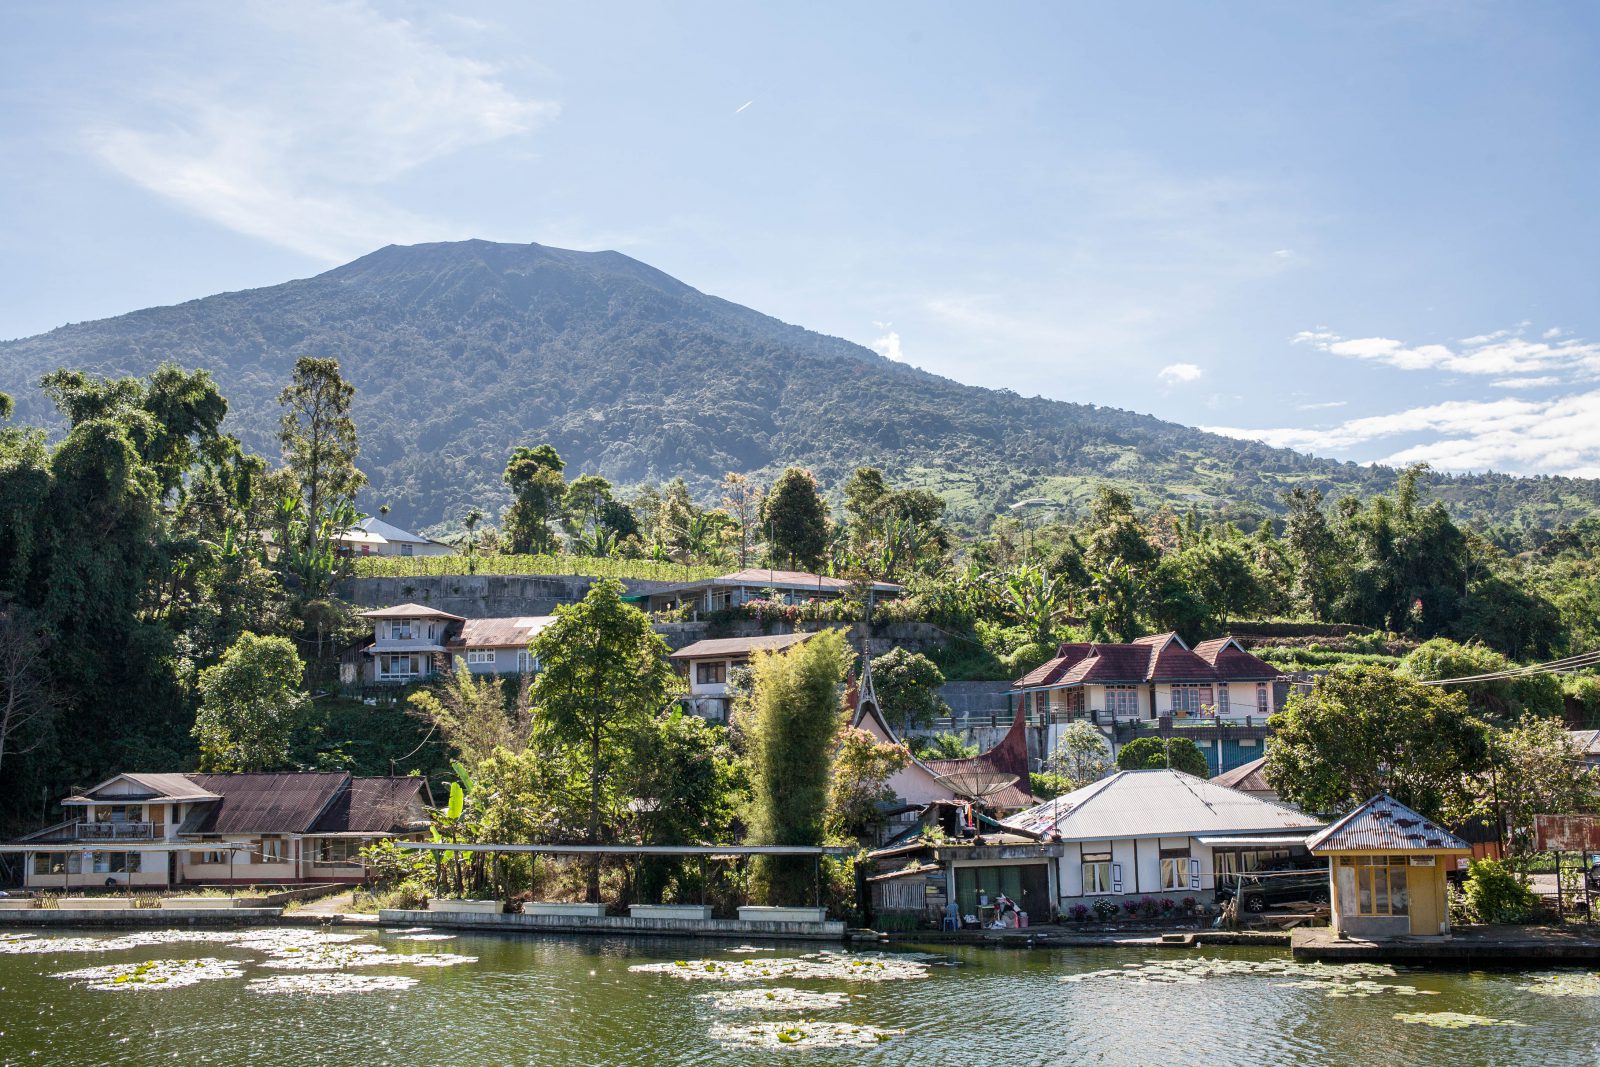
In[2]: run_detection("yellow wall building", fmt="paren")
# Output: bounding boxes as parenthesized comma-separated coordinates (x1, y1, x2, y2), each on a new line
(1308, 794, 1470, 939)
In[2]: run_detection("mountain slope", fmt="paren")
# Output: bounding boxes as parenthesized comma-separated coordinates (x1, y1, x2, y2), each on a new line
(2, 239, 1594, 532)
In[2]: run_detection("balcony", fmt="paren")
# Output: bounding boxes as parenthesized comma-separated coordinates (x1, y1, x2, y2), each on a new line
(76, 821, 162, 841)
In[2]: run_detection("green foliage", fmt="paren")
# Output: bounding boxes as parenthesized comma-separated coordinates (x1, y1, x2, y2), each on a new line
(827, 724, 910, 840)
(1042, 720, 1113, 789)
(868, 647, 949, 735)
(909, 732, 978, 760)
(1460, 859, 1540, 924)
(407, 663, 532, 768)
(352, 552, 718, 582)
(1264, 666, 1491, 822)
(1398, 638, 1563, 723)
(503, 444, 567, 554)
(193, 633, 307, 772)
(739, 628, 850, 902)
(1490, 715, 1600, 859)
(277, 357, 364, 594)
(1114, 736, 1210, 778)
(763, 467, 829, 571)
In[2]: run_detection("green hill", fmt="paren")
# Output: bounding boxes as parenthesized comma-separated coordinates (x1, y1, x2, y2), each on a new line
(2, 239, 1593, 532)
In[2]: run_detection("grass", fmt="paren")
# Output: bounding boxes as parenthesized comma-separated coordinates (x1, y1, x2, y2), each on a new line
(351, 553, 721, 583)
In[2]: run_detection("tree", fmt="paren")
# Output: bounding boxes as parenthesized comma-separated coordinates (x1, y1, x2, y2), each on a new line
(869, 647, 950, 735)
(762, 467, 829, 571)
(277, 357, 364, 573)
(502, 444, 567, 554)
(722, 472, 765, 568)
(1041, 721, 1113, 790)
(827, 725, 910, 840)
(1115, 735, 1211, 777)
(528, 579, 677, 900)
(408, 662, 533, 768)
(1490, 715, 1600, 861)
(1398, 638, 1563, 724)
(192, 633, 307, 772)
(738, 627, 850, 902)
(0, 607, 56, 782)
(630, 709, 745, 903)
(1264, 666, 1491, 821)
(1283, 487, 1341, 620)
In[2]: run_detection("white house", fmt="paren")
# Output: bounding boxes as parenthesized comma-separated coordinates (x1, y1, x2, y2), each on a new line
(1004, 769, 1322, 907)
(646, 568, 903, 617)
(10, 772, 430, 890)
(357, 603, 464, 683)
(668, 631, 816, 721)
(354, 516, 455, 558)
(446, 616, 556, 676)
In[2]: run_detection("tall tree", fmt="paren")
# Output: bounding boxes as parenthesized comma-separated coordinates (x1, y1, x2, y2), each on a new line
(277, 357, 364, 573)
(762, 467, 829, 571)
(1283, 487, 1341, 620)
(738, 627, 849, 903)
(721, 472, 764, 568)
(1041, 721, 1113, 791)
(502, 444, 567, 555)
(409, 662, 533, 768)
(869, 647, 950, 735)
(193, 632, 308, 772)
(1264, 666, 1491, 821)
(826, 725, 910, 840)
(528, 579, 677, 900)
(0, 607, 56, 784)
(1489, 715, 1600, 862)
(1115, 736, 1211, 777)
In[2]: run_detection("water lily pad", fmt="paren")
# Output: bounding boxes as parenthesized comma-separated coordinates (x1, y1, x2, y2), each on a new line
(54, 957, 244, 990)
(632, 951, 930, 983)
(700, 988, 852, 1012)
(1518, 972, 1600, 998)
(1392, 1011, 1527, 1029)
(708, 1020, 902, 1049)
(247, 972, 419, 995)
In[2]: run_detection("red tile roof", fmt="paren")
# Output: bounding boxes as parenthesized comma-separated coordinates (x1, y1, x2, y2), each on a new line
(1012, 633, 1283, 688)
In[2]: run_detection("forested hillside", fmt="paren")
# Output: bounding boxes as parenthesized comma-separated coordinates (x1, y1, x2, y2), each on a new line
(2, 238, 1597, 534)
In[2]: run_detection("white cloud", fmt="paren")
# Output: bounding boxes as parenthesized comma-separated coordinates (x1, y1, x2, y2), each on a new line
(1490, 376, 1561, 389)
(871, 331, 905, 362)
(1272, 248, 1294, 259)
(1158, 362, 1203, 385)
(1292, 325, 1600, 381)
(1296, 399, 1347, 411)
(88, 0, 556, 261)
(1204, 389, 1600, 476)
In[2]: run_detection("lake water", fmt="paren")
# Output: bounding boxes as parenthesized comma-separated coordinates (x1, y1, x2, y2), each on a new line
(1, 926, 1597, 1066)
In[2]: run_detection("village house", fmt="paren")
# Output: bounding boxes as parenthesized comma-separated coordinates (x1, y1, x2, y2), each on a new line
(1011, 633, 1283, 774)
(333, 516, 455, 558)
(11, 772, 430, 891)
(1002, 769, 1322, 910)
(669, 631, 816, 722)
(644, 568, 903, 617)
(1307, 793, 1470, 939)
(346, 604, 554, 684)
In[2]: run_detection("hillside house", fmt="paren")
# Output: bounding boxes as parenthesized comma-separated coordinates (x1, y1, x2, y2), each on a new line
(645, 568, 903, 617)
(333, 517, 454, 558)
(10, 772, 430, 890)
(669, 631, 816, 722)
(1003, 769, 1322, 909)
(1012, 633, 1283, 774)
(348, 604, 555, 684)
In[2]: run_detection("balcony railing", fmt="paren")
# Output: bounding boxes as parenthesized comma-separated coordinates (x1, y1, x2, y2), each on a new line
(76, 821, 161, 840)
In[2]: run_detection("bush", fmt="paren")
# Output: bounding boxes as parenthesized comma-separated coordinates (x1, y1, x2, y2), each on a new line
(1461, 859, 1540, 924)
(1091, 897, 1119, 920)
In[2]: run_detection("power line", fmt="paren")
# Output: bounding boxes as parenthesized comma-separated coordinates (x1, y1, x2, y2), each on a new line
(1416, 648, 1600, 687)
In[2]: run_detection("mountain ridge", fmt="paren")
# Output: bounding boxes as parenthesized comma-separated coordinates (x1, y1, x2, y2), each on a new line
(2, 239, 1595, 534)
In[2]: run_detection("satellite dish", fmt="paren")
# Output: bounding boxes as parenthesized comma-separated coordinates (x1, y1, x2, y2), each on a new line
(933, 770, 1019, 803)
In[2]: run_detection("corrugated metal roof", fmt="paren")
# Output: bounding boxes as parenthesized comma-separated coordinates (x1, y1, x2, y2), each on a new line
(1004, 769, 1322, 840)
(449, 615, 556, 649)
(670, 631, 816, 659)
(311, 777, 430, 835)
(1209, 756, 1270, 793)
(180, 773, 350, 834)
(360, 603, 466, 621)
(1306, 794, 1471, 853)
(63, 772, 219, 804)
(1567, 729, 1600, 757)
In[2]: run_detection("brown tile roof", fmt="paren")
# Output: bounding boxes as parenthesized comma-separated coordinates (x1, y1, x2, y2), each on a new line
(180, 773, 350, 835)
(1013, 633, 1283, 688)
(448, 616, 555, 649)
(670, 631, 817, 660)
(1209, 756, 1270, 792)
(922, 704, 1034, 811)
(310, 777, 430, 835)
(360, 603, 465, 621)
(1307, 793, 1471, 853)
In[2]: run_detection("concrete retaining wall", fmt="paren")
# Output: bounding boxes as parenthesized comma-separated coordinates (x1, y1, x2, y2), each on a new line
(336, 575, 683, 618)
(379, 908, 846, 940)
(0, 908, 284, 926)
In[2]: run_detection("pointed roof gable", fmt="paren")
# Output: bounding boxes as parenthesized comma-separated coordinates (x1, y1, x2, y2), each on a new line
(1012, 633, 1283, 688)
(1307, 794, 1471, 853)
(360, 603, 466, 621)
(1004, 769, 1320, 840)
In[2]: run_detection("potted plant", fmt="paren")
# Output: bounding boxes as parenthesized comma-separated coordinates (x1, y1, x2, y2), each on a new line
(1069, 903, 1090, 923)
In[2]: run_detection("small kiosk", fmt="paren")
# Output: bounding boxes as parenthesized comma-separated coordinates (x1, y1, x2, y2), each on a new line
(1307, 793, 1470, 939)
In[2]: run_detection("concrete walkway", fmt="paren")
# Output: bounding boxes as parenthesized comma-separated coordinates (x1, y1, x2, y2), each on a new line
(1293, 924, 1600, 965)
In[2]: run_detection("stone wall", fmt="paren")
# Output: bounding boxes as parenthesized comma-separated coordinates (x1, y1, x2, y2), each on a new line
(336, 574, 682, 618)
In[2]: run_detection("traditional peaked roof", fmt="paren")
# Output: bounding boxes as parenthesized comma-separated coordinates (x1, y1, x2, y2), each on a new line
(449, 616, 556, 650)
(1209, 756, 1272, 793)
(360, 603, 466, 621)
(1012, 633, 1280, 689)
(670, 631, 816, 660)
(1003, 769, 1320, 840)
(1307, 794, 1471, 853)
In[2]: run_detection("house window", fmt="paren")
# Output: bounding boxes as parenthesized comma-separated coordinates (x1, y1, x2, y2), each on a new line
(1106, 686, 1140, 718)
(696, 661, 727, 685)
(1160, 847, 1190, 891)
(313, 839, 365, 865)
(1256, 684, 1270, 714)
(1035, 689, 1051, 715)
(1346, 856, 1410, 916)
(1171, 685, 1213, 718)
(379, 654, 421, 678)
(32, 854, 65, 876)
(466, 649, 495, 665)
(260, 838, 286, 863)
(69, 852, 137, 874)
(389, 621, 415, 640)
(1081, 851, 1114, 895)
(190, 850, 230, 865)
(401, 544, 414, 557)
(517, 650, 538, 673)
(1217, 686, 1230, 715)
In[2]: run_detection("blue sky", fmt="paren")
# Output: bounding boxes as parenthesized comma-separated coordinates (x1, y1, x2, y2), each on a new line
(3, 2, 1598, 476)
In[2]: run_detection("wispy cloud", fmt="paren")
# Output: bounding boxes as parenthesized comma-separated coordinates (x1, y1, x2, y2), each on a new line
(1158, 362, 1202, 385)
(1205, 390, 1600, 477)
(735, 100, 754, 114)
(1292, 325, 1600, 381)
(88, 0, 556, 261)
(1296, 399, 1347, 411)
